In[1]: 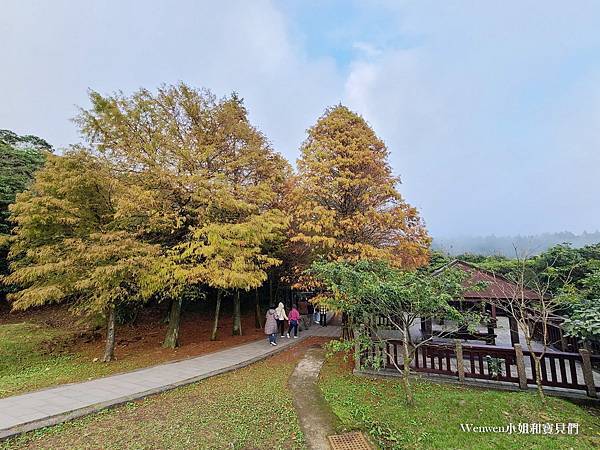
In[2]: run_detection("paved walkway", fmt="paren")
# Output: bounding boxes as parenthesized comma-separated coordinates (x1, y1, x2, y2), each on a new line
(0, 322, 341, 440)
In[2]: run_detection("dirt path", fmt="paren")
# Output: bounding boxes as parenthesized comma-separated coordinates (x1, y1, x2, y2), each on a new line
(289, 346, 340, 450)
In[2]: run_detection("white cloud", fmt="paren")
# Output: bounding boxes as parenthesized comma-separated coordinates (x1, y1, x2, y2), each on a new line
(337, 2, 600, 235)
(0, 0, 343, 161)
(2, 0, 600, 236)
(352, 42, 382, 58)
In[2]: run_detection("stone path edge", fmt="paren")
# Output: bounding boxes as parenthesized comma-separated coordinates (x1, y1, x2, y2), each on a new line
(0, 336, 310, 441)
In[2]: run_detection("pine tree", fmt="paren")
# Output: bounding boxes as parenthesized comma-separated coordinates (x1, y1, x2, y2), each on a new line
(173, 96, 290, 337)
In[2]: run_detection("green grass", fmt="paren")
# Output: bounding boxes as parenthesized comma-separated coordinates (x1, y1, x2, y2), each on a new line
(0, 322, 83, 397)
(319, 356, 600, 449)
(1, 340, 309, 450)
(0, 322, 151, 398)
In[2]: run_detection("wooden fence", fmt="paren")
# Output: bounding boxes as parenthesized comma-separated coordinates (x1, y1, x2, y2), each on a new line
(376, 315, 600, 355)
(360, 339, 599, 398)
(532, 320, 600, 354)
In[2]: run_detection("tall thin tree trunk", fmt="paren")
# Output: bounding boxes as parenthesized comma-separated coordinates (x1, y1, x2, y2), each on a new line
(163, 298, 182, 348)
(402, 323, 414, 406)
(269, 277, 273, 307)
(232, 290, 242, 336)
(534, 356, 545, 403)
(102, 304, 116, 362)
(211, 290, 222, 341)
(526, 338, 546, 403)
(254, 288, 263, 329)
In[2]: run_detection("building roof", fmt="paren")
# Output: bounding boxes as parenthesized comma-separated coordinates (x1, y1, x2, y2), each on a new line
(434, 260, 541, 301)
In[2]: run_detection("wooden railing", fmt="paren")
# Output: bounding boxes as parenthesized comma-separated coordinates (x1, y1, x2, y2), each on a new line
(462, 345, 519, 383)
(376, 315, 400, 328)
(360, 339, 599, 398)
(532, 319, 600, 355)
(376, 314, 599, 355)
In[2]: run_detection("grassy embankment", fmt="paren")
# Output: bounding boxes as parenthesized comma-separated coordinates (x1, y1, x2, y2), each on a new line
(3, 322, 599, 450)
(0, 311, 264, 398)
(0, 339, 327, 450)
(319, 355, 600, 449)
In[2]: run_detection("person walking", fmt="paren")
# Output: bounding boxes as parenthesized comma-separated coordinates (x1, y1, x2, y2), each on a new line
(312, 302, 321, 324)
(296, 299, 308, 331)
(265, 305, 278, 346)
(287, 304, 301, 338)
(275, 302, 288, 338)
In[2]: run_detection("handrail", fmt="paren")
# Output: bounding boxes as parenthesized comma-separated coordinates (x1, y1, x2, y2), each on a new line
(382, 339, 592, 358)
(361, 338, 598, 398)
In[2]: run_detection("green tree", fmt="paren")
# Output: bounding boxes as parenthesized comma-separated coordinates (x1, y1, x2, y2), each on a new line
(0, 129, 52, 151)
(4, 151, 160, 361)
(290, 105, 430, 288)
(0, 130, 52, 303)
(484, 255, 576, 402)
(310, 259, 473, 405)
(563, 299, 600, 345)
(581, 268, 600, 300)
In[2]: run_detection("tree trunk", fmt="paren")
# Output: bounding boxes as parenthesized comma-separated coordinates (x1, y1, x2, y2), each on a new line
(163, 297, 183, 348)
(534, 356, 545, 403)
(232, 290, 242, 336)
(402, 325, 415, 406)
(254, 288, 263, 329)
(269, 277, 273, 307)
(102, 304, 116, 362)
(162, 299, 173, 324)
(211, 290, 222, 341)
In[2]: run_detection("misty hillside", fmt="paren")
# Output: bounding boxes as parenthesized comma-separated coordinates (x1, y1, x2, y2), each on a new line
(432, 231, 600, 257)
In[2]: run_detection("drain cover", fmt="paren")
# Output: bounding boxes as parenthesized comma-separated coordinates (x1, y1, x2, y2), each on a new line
(328, 431, 372, 450)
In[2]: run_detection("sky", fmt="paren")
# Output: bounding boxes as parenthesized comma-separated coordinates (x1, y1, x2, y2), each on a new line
(2, 0, 600, 238)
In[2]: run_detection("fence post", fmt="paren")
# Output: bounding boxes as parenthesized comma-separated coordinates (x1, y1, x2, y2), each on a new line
(455, 339, 465, 382)
(354, 327, 362, 371)
(579, 349, 597, 398)
(514, 344, 528, 390)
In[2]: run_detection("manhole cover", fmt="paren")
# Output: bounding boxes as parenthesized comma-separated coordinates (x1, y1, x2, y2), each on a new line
(328, 431, 372, 450)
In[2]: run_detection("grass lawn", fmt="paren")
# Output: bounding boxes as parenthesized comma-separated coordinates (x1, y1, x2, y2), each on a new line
(319, 355, 600, 449)
(1, 338, 329, 450)
(0, 321, 176, 398)
(0, 312, 264, 398)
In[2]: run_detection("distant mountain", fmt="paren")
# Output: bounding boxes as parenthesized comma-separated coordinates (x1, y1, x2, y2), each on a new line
(432, 231, 600, 257)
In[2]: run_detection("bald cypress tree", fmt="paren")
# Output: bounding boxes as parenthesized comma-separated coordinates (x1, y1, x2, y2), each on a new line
(173, 96, 290, 337)
(76, 84, 289, 343)
(290, 105, 430, 284)
(5, 151, 160, 361)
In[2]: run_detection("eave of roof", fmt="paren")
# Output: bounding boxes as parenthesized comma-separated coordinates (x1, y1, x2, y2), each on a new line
(433, 259, 542, 301)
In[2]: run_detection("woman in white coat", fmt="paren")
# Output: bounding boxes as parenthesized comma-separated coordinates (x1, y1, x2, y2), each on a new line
(275, 302, 288, 337)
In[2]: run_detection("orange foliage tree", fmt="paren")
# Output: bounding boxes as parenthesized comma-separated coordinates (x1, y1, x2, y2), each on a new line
(288, 105, 430, 288)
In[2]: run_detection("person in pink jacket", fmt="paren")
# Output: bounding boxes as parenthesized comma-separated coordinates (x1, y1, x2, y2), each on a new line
(287, 304, 301, 338)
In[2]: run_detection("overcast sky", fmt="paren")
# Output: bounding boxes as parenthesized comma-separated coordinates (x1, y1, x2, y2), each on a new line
(2, 0, 599, 238)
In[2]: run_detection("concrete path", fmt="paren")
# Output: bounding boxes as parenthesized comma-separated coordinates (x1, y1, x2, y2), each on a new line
(289, 346, 340, 450)
(0, 322, 341, 440)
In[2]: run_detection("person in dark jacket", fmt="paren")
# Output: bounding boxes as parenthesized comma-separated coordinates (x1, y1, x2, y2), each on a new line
(265, 305, 278, 345)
